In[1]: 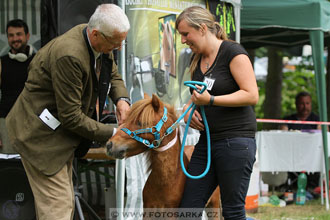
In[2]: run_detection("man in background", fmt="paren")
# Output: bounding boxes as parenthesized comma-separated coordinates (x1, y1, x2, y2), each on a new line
(280, 91, 320, 131)
(0, 19, 35, 154)
(280, 91, 321, 192)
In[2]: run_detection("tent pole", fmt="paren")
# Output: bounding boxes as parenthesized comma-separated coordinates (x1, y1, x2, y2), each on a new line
(310, 30, 329, 210)
(116, 1, 126, 219)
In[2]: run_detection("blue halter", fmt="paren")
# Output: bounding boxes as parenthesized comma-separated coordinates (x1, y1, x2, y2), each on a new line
(121, 106, 170, 149)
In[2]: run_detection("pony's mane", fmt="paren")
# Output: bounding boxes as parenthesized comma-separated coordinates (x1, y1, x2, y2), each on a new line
(125, 96, 179, 175)
(126, 97, 177, 129)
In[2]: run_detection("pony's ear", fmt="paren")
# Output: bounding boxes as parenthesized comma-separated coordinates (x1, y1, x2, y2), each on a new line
(151, 94, 161, 112)
(144, 93, 150, 99)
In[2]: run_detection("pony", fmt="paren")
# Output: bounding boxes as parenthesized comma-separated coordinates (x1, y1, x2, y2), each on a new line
(106, 94, 221, 219)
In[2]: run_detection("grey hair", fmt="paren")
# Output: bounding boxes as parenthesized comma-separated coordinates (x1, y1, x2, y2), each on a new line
(88, 4, 130, 37)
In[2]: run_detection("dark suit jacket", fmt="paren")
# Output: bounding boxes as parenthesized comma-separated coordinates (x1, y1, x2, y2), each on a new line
(6, 24, 129, 175)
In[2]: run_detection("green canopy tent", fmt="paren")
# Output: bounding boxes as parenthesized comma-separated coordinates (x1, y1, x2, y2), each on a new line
(241, 0, 330, 209)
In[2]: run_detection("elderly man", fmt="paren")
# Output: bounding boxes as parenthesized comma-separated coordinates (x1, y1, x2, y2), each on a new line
(6, 4, 130, 220)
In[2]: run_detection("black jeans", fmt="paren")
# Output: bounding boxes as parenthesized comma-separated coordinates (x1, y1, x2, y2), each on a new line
(179, 137, 256, 220)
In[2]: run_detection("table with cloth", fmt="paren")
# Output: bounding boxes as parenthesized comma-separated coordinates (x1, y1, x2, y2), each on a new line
(256, 130, 329, 173)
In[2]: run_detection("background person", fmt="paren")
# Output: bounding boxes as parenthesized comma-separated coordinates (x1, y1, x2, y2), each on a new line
(280, 91, 321, 131)
(280, 91, 321, 192)
(6, 4, 130, 220)
(0, 19, 35, 154)
(176, 6, 258, 220)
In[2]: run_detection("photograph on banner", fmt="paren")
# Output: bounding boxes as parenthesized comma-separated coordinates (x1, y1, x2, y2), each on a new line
(159, 14, 176, 78)
(157, 14, 176, 99)
(125, 0, 205, 108)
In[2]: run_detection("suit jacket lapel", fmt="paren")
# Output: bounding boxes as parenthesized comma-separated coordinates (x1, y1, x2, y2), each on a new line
(82, 27, 112, 121)
(83, 27, 98, 88)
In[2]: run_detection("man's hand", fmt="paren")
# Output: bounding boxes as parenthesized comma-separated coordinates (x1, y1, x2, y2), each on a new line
(115, 100, 130, 125)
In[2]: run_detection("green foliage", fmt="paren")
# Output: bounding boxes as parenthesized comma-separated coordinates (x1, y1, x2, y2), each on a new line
(255, 47, 267, 58)
(281, 70, 318, 117)
(255, 80, 265, 119)
(248, 198, 330, 220)
(255, 69, 318, 130)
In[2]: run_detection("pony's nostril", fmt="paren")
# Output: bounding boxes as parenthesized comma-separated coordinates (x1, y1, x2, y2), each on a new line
(106, 142, 113, 155)
(119, 150, 125, 157)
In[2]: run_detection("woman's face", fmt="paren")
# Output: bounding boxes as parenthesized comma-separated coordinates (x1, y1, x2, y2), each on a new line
(177, 19, 203, 53)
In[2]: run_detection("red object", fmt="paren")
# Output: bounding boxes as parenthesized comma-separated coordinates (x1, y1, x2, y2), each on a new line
(256, 118, 330, 125)
(314, 171, 330, 198)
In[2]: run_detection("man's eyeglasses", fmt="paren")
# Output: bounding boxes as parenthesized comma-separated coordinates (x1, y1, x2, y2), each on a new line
(99, 32, 127, 50)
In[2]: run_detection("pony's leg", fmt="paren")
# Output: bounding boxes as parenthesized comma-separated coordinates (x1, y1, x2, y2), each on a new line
(205, 186, 223, 220)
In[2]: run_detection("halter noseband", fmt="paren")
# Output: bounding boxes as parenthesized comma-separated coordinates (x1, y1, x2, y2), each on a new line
(121, 106, 176, 149)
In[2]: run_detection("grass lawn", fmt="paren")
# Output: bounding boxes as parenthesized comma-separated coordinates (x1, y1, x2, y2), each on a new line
(247, 198, 330, 220)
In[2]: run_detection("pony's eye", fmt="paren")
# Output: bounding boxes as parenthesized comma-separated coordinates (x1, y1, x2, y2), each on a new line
(137, 121, 142, 127)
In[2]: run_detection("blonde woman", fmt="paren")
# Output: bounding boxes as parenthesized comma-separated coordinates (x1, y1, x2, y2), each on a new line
(176, 6, 258, 220)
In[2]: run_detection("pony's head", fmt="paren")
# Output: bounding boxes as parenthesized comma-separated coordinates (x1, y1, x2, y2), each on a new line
(106, 94, 177, 159)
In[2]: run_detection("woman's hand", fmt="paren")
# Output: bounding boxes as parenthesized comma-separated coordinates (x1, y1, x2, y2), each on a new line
(191, 85, 211, 106)
(183, 99, 204, 131)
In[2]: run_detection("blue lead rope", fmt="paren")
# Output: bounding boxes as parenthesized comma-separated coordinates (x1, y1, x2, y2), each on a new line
(180, 81, 211, 179)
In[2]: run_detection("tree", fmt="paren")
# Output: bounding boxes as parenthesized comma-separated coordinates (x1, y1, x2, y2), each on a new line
(262, 47, 283, 130)
(254, 49, 318, 131)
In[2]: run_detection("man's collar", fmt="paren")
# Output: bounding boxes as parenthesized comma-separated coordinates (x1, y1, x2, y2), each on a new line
(86, 27, 101, 59)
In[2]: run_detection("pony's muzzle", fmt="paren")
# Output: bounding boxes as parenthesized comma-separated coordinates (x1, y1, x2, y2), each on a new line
(106, 141, 125, 159)
(106, 141, 113, 156)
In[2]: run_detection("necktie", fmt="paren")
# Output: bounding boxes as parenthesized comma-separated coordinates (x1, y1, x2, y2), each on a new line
(95, 57, 101, 121)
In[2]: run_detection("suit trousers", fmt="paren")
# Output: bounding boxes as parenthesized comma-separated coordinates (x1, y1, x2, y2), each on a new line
(21, 155, 75, 220)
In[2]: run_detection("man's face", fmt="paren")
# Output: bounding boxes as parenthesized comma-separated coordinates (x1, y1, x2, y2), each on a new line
(96, 30, 127, 54)
(7, 26, 30, 54)
(296, 96, 312, 117)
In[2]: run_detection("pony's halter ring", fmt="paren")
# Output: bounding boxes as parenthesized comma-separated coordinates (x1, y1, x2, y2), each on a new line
(121, 106, 172, 149)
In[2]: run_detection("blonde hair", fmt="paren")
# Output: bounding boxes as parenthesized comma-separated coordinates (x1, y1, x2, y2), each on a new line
(175, 6, 227, 77)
